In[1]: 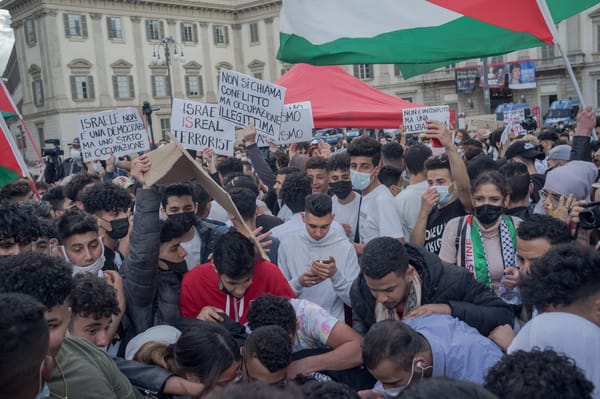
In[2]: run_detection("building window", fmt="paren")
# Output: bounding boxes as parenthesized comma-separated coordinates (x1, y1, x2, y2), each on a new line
(181, 23, 197, 43)
(160, 118, 171, 139)
(63, 14, 88, 38)
(113, 75, 134, 99)
(401, 96, 414, 103)
(393, 65, 401, 77)
(249, 22, 259, 44)
(185, 75, 203, 97)
(541, 45, 555, 64)
(489, 55, 504, 64)
(107, 17, 123, 40)
(152, 75, 170, 98)
(70, 75, 95, 100)
(32, 79, 44, 106)
(353, 64, 373, 80)
(213, 25, 229, 45)
(596, 80, 600, 109)
(146, 19, 164, 41)
(25, 18, 36, 45)
(253, 72, 263, 80)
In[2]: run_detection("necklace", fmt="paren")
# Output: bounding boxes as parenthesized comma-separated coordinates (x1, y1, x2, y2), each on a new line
(50, 357, 68, 399)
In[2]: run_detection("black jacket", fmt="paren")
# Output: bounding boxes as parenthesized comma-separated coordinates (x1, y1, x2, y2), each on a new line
(350, 244, 513, 336)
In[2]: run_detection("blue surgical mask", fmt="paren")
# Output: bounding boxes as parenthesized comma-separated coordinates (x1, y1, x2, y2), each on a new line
(432, 185, 452, 206)
(454, 139, 462, 145)
(350, 169, 373, 190)
(35, 383, 50, 399)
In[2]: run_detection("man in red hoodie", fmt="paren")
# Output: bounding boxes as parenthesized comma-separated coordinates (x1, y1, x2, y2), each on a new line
(179, 231, 295, 323)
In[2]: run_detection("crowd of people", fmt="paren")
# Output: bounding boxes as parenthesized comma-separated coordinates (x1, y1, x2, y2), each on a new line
(0, 105, 599, 399)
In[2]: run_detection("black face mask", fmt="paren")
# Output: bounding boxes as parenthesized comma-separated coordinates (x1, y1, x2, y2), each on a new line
(329, 180, 353, 199)
(168, 211, 196, 231)
(474, 204, 504, 225)
(107, 217, 130, 240)
(160, 259, 188, 281)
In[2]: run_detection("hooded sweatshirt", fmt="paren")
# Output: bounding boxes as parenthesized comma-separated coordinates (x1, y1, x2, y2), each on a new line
(278, 228, 360, 321)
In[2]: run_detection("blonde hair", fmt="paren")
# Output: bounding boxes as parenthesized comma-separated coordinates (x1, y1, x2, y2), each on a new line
(133, 341, 173, 371)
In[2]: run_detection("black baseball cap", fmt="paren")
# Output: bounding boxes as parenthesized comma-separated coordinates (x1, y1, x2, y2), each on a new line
(505, 141, 544, 160)
(70, 138, 81, 146)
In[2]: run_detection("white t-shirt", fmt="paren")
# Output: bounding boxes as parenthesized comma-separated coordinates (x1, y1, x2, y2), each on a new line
(395, 180, 428, 242)
(208, 200, 229, 223)
(359, 184, 405, 243)
(277, 203, 293, 222)
(180, 227, 202, 270)
(332, 192, 361, 241)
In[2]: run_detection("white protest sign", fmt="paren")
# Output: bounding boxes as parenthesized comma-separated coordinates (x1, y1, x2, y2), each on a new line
(78, 107, 149, 162)
(217, 69, 286, 138)
(402, 105, 450, 134)
(257, 101, 314, 147)
(503, 109, 525, 135)
(170, 98, 235, 156)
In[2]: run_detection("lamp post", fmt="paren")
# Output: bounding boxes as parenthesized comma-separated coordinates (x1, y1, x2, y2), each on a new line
(151, 36, 185, 107)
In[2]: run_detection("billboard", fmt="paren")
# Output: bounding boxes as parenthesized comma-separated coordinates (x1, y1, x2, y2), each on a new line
(508, 61, 536, 90)
(455, 67, 480, 94)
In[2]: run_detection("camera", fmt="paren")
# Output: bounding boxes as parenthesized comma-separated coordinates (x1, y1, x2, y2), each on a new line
(41, 139, 64, 158)
(578, 204, 600, 230)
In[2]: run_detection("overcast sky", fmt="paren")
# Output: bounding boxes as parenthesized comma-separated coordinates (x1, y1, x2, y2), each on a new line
(0, 10, 15, 74)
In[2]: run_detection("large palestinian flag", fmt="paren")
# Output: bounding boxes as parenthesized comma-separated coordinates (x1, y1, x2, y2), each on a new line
(0, 80, 19, 119)
(0, 115, 28, 188)
(277, 0, 600, 78)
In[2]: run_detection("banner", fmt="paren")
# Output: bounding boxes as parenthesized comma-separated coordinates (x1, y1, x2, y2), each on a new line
(170, 98, 235, 156)
(402, 106, 450, 134)
(480, 63, 506, 88)
(217, 69, 286, 139)
(455, 67, 479, 94)
(508, 61, 536, 90)
(77, 107, 150, 162)
(257, 101, 314, 147)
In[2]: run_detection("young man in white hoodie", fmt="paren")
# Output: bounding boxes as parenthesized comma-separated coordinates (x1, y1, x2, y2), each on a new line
(278, 193, 360, 321)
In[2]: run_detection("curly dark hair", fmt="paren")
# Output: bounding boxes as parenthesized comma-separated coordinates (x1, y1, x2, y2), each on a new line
(280, 172, 312, 213)
(520, 244, 600, 310)
(63, 173, 101, 201)
(159, 219, 188, 244)
(244, 325, 292, 372)
(80, 182, 132, 215)
(247, 295, 296, 336)
(360, 237, 409, 279)
(326, 152, 351, 172)
(516, 214, 572, 244)
(347, 136, 382, 167)
(301, 381, 359, 399)
(305, 156, 328, 171)
(70, 273, 119, 319)
(17, 200, 53, 220)
(0, 252, 73, 308)
(160, 182, 195, 209)
(0, 202, 30, 244)
(484, 349, 594, 399)
(404, 143, 433, 176)
(402, 378, 497, 399)
(54, 209, 98, 243)
(0, 179, 32, 201)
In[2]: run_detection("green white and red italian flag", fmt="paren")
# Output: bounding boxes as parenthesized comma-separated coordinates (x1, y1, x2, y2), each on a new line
(277, 0, 600, 78)
(0, 81, 29, 188)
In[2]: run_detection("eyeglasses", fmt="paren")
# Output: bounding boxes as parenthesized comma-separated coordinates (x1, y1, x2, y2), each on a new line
(539, 189, 562, 203)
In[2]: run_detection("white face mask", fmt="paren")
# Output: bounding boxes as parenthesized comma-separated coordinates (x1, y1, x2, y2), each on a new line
(71, 148, 82, 160)
(62, 238, 106, 276)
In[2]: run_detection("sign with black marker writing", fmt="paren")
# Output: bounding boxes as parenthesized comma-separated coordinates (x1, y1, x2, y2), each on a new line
(258, 101, 314, 147)
(402, 106, 450, 135)
(77, 107, 149, 162)
(171, 98, 235, 156)
(217, 69, 286, 138)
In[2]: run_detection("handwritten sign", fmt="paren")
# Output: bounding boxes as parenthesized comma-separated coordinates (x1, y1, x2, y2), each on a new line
(257, 101, 314, 147)
(78, 107, 149, 162)
(170, 98, 235, 156)
(217, 69, 286, 138)
(402, 106, 450, 135)
(504, 109, 525, 136)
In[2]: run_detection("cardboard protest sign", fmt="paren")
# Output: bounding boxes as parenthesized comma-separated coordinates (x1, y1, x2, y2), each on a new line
(170, 98, 235, 156)
(503, 109, 525, 135)
(402, 106, 450, 135)
(257, 101, 314, 147)
(143, 133, 267, 260)
(77, 107, 150, 162)
(217, 69, 286, 138)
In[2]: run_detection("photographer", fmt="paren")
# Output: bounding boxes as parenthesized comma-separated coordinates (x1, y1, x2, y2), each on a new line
(60, 138, 87, 177)
(42, 139, 65, 184)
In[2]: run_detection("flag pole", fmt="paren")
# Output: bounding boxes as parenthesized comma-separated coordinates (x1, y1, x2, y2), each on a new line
(537, 0, 586, 107)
